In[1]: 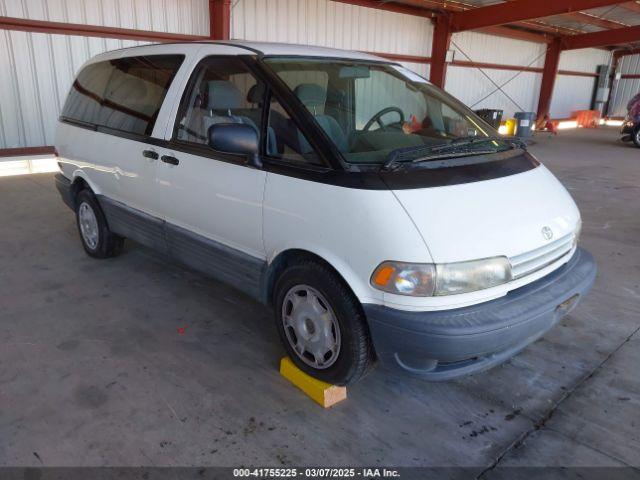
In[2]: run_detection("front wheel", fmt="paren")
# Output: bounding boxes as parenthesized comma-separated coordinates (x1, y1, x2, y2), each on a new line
(633, 128, 640, 148)
(273, 261, 374, 385)
(75, 190, 124, 258)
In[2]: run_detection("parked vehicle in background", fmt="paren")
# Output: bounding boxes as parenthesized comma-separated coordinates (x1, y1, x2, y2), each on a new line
(55, 41, 596, 385)
(621, 116, 640, 147)
(621, 92, 640, 147)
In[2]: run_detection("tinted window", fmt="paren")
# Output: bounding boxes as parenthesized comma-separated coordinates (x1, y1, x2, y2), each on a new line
(174, 57, 265, 147)
(62, 55, 184, 136)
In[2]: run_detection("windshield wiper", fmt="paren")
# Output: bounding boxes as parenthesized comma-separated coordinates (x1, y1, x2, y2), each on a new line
(430, 135, 527, 152)
(381, 136, 526, 171)
(411, 149, 500, 164)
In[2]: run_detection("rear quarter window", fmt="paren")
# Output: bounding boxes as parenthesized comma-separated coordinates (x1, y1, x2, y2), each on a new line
(61, 54, 184, 136)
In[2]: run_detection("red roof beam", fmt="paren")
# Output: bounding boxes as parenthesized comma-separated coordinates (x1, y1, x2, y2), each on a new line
(450, 0, 630, 32)
(619, 1, 640, 13)
(560, 11, 628, 29)
(562, 24, 640, 49)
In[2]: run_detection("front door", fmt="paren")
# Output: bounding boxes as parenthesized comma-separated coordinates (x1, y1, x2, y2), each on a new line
(155, 56, 268, 295)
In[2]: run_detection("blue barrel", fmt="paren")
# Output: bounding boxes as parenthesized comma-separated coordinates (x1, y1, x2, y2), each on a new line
(514, 112, 536, 137)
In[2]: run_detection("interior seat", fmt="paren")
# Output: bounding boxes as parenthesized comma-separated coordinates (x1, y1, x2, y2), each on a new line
(294, 83, 348, 152)
(202, 80, 258, 133)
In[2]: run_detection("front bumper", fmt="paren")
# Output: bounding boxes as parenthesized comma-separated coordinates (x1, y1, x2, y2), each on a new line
(363, 247, 596, 381)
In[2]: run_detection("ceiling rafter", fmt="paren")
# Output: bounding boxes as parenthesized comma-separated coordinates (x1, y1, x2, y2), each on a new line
(448, 0, 630, 32)
(619, 1, 640, 13)
(562, 23, 640, 48)
(335, 0, 640, 48)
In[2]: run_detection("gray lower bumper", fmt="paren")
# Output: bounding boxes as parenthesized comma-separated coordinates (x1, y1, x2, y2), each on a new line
(54, 173, 74, 210)
(363, 247, 597, 381)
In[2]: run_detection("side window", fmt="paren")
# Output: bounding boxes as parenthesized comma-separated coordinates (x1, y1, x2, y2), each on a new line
(62, 55, 184, 136)
(175, 57, 265, 147)
(62, 61, 113, 126)
(266, 96, 322, 165)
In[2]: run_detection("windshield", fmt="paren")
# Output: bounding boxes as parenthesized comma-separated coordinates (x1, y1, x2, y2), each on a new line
(264, 58, 516, 166)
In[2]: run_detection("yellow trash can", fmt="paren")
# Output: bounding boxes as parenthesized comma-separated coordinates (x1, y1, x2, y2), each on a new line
(505, 118, 517, 136)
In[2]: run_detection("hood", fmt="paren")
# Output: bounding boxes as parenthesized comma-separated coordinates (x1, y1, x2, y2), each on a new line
(393, 165, 580, 264)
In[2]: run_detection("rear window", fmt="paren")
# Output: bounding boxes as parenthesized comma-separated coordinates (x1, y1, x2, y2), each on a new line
(61, 55, 184, 136)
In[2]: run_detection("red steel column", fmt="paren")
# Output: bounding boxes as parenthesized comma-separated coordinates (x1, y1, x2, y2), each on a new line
(536, 38, 562, 120)
(429, 13, 452, 88)
(209, 0, 231, 40)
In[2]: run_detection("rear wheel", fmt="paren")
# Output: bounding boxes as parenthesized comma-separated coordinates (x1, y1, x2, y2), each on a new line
(75, 190, 124, 258)
(273, 261, 374, 385)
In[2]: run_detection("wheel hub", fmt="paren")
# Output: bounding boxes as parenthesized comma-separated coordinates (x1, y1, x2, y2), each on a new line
(282, 285, 341, 369)
(78, 202, 99, 249)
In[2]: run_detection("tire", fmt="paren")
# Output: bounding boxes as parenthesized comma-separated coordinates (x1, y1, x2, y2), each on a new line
(75, 189, 124, 259)
(273, 261, 374, 385)
(633, 128, 640, 148)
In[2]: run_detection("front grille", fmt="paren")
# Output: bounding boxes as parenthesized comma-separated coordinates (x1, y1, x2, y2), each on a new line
(510, 233, 575, 279)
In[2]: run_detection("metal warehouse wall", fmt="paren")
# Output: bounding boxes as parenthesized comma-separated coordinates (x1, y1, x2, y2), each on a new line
(445, 32, 608, 120)
(231, 0, 432, 78)
(550, 48, 611, 119)
(609, 54, 640, 117)
(446, 31, 545, 119)
(0, 0, 208, 149)
(0, 0, 618, 149)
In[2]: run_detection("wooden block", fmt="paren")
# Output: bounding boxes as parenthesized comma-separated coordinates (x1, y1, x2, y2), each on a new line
(279, 357, 347, 408)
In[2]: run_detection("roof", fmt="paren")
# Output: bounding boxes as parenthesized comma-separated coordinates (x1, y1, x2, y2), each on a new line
(219, 40, 387, 61)
(90, 40, 390, 64)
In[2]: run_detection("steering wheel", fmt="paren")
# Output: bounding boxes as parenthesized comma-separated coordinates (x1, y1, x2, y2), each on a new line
(362, 107, 405, 132)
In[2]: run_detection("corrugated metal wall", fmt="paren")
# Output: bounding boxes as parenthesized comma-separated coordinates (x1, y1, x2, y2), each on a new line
(0, 0, 208, 149)
(549, 48, 610, 118)
(445, 31, 545, 119)
(0, 0, 209, 34)
(445, 35, 608, 120)
(231, 0, 433, 58)
(0, 0, 627, 149)
(609, 54, 640, 117)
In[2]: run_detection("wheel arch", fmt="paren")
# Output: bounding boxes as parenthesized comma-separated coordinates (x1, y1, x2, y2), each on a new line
(261, 248, 365, 308)
(69, 177, 90, 208)
(69, 170, 101, 206)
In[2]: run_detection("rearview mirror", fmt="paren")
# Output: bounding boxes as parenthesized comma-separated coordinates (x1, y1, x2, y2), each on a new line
(339, 65, 370, 79)
(208, 123, 259, 156)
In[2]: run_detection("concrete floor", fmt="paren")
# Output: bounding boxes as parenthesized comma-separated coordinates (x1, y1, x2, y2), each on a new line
(0, 127, 638, 473)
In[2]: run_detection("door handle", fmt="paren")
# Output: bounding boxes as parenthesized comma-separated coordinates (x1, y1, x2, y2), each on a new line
(142, 149, 158, 160)
(161, 155, 179, 166)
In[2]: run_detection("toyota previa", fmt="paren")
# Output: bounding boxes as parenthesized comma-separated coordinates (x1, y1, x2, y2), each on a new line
(55, 41, 597, 385)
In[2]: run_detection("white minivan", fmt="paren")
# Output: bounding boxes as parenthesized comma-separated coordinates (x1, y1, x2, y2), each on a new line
(55, 41, 596, 385)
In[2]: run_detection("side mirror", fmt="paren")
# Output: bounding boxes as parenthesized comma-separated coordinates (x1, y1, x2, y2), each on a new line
(208, 123, 261, 167)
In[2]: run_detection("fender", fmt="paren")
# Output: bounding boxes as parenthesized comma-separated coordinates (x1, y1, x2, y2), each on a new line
(264, 245, 384, 307)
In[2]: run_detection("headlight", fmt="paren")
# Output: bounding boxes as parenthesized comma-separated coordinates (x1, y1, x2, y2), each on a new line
(371, 257, 512, 297)
(434, 257, 512, 296)
(371, 262, 436, 296)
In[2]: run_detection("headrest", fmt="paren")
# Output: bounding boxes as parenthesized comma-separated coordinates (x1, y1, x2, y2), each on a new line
(207, 81, 242, 110)
(294, 83, 326, 107)
(247, 83, 265, 104)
